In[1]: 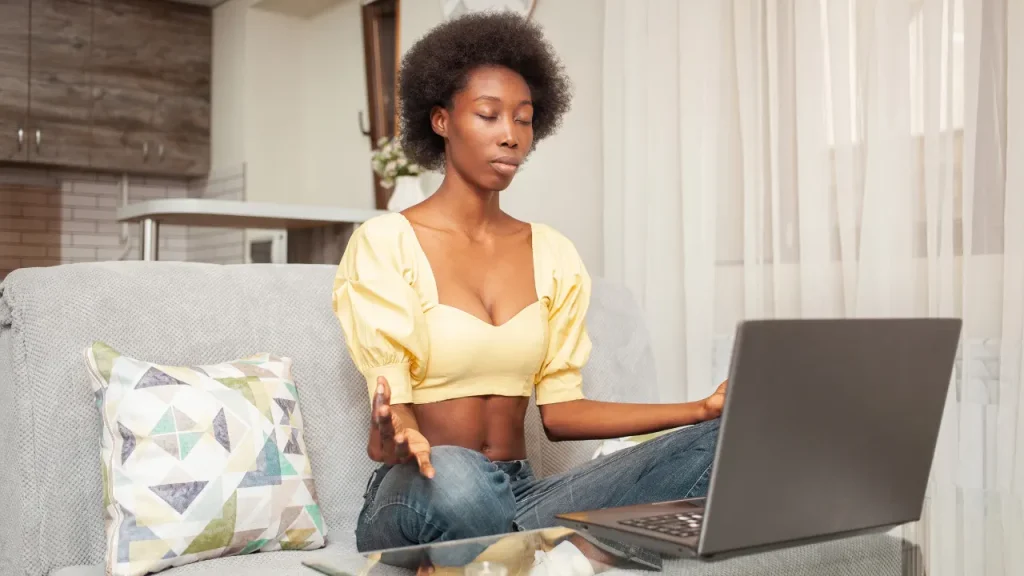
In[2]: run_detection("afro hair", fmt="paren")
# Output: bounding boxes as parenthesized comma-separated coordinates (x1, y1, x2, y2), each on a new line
(397, 11, 573, 170)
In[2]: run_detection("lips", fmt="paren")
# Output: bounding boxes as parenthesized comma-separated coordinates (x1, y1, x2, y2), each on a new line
(490, 156, 521, 177)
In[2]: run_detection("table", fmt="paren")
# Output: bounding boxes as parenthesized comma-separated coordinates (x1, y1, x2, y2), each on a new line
(309, 489, 1022, 575)
(115, 199, 386, 261)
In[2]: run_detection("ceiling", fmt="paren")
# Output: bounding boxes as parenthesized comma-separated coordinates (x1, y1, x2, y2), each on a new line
(164, 0, 230, 7)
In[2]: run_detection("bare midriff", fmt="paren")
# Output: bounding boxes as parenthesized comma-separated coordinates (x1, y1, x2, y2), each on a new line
(411, 395, 531, 462)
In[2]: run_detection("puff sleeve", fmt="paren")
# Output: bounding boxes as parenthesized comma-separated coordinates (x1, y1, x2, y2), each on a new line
(332, 222, 428, 408)
(535, 237, 592, 405)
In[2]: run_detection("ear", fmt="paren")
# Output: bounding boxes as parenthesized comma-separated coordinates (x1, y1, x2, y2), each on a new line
(430, 105, 449, 138)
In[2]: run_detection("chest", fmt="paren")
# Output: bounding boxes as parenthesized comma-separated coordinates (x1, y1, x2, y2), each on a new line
(423, 300, 549, 383)
(416, 231, 538, 326)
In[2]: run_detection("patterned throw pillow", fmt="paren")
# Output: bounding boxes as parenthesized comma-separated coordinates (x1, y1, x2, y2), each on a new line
(86, 342, 326, 576)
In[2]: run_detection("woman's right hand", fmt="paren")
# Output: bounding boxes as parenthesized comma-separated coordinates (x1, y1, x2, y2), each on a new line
(370, 376, 435, 478)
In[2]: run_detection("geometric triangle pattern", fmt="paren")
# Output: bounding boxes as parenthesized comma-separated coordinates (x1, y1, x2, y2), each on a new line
(136, 366, 189, 389)
(150, 409, 177, 436)
(274, 398, 295, 425)
(118, 423, 137, 465)
(178, 431, 203, 460)
(152, 434, 180, 460)
(149, 481, 208, 514)
(238, 434, 283, 488)
(283, 428, 303, 456)
(85, 342, 326, 576)
(174, 408, 199, 432)
(212, 408, 231, 452)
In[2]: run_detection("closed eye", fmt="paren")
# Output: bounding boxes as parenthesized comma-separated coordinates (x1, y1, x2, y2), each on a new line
(476, 114, 497, 121)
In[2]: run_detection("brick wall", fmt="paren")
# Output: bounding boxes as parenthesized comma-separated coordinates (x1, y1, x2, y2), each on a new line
(0, 165, 246, 281)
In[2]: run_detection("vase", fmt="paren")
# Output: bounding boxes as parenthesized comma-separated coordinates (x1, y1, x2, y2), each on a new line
(387, 175, 426, 212)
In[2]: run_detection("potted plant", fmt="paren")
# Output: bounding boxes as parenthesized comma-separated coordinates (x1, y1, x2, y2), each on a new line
(372, 137, 425, 211)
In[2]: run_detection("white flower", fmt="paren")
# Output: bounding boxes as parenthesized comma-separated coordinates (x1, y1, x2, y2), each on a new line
(380, 178, 395, 189)
(370, 137, 418, 178)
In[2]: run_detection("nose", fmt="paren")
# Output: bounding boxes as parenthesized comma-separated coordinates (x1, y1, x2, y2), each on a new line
(499, 117, 519, 149)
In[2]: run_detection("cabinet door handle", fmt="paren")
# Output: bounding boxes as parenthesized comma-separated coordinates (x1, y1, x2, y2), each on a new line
(158, 143, 164, 161)
(34, 129, 41, 153)
(17, 128, 23, 151)
(142, 141, 149, 162)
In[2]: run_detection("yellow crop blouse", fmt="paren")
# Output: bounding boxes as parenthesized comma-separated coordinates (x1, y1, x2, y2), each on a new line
(332, 213, 592, 408)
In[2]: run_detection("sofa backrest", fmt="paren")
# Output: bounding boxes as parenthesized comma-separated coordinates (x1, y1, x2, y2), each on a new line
(0, 262, 657, 575)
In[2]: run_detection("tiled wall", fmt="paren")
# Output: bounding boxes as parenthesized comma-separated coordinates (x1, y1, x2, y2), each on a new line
(0, 165, 246, 281)
(186, 168, 246, 265)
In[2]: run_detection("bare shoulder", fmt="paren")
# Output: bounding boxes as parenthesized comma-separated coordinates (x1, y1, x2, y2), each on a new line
(500, 214, 533, 241)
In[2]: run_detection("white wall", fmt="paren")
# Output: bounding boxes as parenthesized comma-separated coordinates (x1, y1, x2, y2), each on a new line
(210, 0, 247, 172)
(400, 1, 606, 276)
(211, 0, 374, 208)
(301, 1, 373, 209)
(243, 8, 306, 204)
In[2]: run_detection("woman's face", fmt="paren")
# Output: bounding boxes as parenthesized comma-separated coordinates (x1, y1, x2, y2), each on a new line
(432, 65, 535, 192)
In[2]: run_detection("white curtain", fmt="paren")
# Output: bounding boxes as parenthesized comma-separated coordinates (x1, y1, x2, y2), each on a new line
(603, 0, 1022, 571)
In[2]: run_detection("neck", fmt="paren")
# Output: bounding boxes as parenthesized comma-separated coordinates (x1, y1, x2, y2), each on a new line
(430, 166, 503, 235)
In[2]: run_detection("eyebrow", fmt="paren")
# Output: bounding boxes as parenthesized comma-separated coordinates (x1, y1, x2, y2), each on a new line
(473, 95, 534, 106)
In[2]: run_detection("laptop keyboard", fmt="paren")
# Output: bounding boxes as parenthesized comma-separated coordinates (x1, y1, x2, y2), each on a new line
(619, 511, 704, 538)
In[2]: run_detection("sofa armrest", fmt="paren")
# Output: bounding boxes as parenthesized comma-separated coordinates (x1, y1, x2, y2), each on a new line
(0, 286, 28, 575)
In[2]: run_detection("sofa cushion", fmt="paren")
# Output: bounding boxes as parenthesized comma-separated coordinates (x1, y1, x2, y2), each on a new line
(0, 263, 376, 576)
(87, 342, 326, 576)
(48, 537, 378, 576)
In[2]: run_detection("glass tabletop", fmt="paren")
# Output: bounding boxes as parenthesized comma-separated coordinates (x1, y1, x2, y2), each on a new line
(306, 489, 1022, 575)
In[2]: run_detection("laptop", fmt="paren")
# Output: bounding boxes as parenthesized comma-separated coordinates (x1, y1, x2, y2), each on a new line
(555, 318, 962, 558)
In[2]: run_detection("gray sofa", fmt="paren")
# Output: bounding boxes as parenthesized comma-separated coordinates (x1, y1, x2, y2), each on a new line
(0, 262, 920, 576)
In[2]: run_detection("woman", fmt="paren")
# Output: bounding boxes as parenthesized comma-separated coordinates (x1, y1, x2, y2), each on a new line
(332, 12, 725, 553)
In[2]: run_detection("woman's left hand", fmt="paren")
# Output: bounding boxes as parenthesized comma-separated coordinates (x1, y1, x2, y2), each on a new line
(700, 380, 728, 420)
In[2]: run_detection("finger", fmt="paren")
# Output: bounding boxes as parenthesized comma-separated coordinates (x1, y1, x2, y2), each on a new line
(415, 450, 435, 479)
(377, 411, 397, 462)
(394, 432, 411, 461)
(372, 378, 391, 427)
(377, 404, 396, 439)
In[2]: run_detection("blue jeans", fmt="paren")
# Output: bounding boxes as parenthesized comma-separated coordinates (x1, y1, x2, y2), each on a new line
(354, 418, 719, 552)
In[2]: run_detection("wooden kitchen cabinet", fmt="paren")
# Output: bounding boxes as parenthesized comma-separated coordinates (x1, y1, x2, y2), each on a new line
(89, 84, 158, 173)
(0, 0, 211, 176)
(28, 0, 94, 168)
(89, 0, 211, 176)
(92, 0, 211, 98)
(152, 93, 211, 175)
(0, 0, 30, 162)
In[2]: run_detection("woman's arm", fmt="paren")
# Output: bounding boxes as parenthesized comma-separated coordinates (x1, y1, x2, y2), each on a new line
(538, 381, 727, 441)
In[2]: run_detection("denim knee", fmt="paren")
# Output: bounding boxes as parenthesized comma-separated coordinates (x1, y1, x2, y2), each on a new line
(665, 418, 719, 458)
(358, 446, 516, 549)
(427, 446, 516, 537)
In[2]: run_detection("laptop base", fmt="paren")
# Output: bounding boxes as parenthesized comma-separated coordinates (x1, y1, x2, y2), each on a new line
(556, 509, 902, 561)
